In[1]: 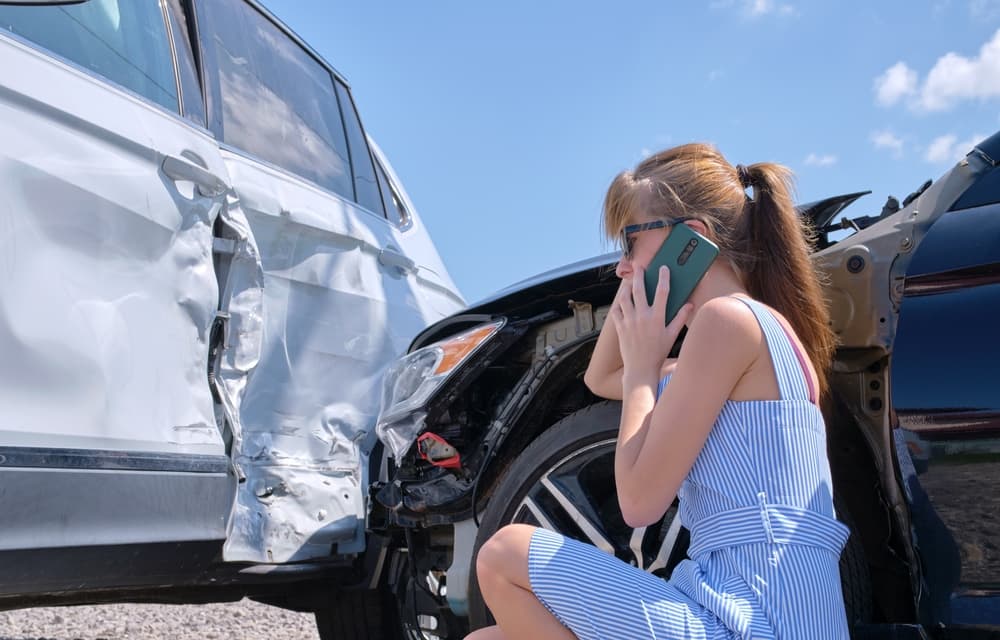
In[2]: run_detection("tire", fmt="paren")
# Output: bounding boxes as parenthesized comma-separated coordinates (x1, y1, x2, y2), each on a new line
(315, 588, 398, 640)
(315, 568, 463, 639)
(466, 401, 873, 633)
(837, 501, 874, 634)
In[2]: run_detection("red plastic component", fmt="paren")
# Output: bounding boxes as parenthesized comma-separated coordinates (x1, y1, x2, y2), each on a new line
(416, 432, 461, 469)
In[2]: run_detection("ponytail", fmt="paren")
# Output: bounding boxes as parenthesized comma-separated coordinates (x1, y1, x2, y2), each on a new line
(737, 163, 836, 398)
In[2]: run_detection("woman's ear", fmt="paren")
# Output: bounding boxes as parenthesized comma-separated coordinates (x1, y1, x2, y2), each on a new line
(684, 219, 712, 238)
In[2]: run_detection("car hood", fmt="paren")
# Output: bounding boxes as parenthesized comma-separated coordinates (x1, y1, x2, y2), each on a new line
(417, 192, 875, 338)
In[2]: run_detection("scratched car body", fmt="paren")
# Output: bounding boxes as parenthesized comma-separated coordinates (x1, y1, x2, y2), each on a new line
(0, 1, 465, 638)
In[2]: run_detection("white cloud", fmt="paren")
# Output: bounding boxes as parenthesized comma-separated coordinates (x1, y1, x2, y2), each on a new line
(925, 135, 958, 164)
(874, 29, 1000, 111)
(918, 29, 1000, 110)
(710, 0, 796, 17)
(924, 133, 986, 164)
(874, 62, 918, 107)
(871, 130, 905, 157)
(804, 153, 837, 167)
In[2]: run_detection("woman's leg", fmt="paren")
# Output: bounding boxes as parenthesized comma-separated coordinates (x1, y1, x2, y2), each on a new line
(472, 524, 576, 640)
(464, 625, 506, 640)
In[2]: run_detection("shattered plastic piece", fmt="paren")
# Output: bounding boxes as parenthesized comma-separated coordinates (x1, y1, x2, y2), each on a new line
(377, 412, 428, 461)
(417, 432, 461, 469)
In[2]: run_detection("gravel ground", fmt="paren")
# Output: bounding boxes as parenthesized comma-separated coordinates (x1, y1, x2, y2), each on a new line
(0, 599, 320, 640)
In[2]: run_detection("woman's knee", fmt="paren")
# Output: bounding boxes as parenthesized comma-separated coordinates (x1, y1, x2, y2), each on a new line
(476, 523, 536, 587)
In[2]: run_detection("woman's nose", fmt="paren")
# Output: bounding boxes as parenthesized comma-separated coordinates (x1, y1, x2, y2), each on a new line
(616, 258, 631, 278)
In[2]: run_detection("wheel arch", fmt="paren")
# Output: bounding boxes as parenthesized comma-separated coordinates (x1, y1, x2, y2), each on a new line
(476, 334, 602, 502)
(825, 391, 917, 622)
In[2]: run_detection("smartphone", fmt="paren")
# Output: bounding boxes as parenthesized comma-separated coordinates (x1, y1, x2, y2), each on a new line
(643, 223, 720, 324)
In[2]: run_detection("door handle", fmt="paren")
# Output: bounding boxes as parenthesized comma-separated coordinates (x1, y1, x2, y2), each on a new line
(162, 154, 227, 197)
(378, 247, 417, 274)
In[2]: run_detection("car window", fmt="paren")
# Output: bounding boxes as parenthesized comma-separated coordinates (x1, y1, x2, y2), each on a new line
(374, 156, 411, 228)
(0, 0, 178, 112)
(165, 0, 206, 127)
(196, 0, 352, 199)
(334, 81, 383, 216)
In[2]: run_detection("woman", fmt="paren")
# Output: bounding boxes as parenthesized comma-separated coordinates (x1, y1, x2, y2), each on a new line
(468, 143, 850, 639)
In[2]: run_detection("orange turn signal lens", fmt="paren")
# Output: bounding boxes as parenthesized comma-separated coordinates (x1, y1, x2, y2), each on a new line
(433, 323, 501, 375)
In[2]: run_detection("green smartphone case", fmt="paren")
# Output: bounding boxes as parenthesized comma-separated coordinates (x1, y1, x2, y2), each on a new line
(643, 223, 720, 324)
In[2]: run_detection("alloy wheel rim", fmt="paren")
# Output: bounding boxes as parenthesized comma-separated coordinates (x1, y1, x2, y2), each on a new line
(510, 438, 684, 574)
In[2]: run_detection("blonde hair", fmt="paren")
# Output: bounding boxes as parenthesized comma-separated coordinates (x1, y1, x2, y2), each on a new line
(603, 143, 836, 397)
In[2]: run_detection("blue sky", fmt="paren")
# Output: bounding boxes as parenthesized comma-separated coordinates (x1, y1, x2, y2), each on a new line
(264, 0, 1000, 304)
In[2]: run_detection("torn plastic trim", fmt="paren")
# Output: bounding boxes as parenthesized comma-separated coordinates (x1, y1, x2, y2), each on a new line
(445, 518, 478, 617)
(377, 321, 595, 527)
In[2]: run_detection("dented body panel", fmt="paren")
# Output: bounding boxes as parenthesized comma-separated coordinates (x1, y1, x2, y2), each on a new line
(218, 148, 459, 562)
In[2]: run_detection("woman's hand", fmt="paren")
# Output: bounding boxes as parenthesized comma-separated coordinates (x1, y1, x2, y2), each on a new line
(610, 264, 692, 379)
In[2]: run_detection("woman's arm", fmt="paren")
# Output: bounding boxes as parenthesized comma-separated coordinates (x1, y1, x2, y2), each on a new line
(583, 311, 625, 400)
(615, 296, 759, 528)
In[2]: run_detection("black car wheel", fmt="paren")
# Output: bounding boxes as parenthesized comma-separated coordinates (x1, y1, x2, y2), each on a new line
(314, 588, 400, 640)
(315, 579, 457, 640)
(467, 400, 872, 633)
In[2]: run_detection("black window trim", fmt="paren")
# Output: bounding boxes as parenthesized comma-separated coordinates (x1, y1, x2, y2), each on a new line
(331, 76, 359, 206)
(157, 0, 185, 117)
(178, 0, 205, 91)
(333, 78, 390, 219)
(165, 0, 209, 127)
(372, 151, 414, 231)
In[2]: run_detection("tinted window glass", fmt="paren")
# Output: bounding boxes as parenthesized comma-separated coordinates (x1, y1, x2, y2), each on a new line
(0, 0, 178, 112)
(165, 0, 205, 126)
(196, 0, 352, 198)
(375, 157, 410, 227)
(335, 81, 382, 215)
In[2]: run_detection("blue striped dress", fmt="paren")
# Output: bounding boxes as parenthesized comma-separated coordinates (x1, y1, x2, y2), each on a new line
(528, 296, 850, 639)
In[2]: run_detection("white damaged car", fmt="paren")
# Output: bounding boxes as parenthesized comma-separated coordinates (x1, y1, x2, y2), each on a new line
(0, 0, 464, 637)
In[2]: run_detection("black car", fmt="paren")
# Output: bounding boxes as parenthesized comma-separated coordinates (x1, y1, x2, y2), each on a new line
(368, 132, 1000, 639)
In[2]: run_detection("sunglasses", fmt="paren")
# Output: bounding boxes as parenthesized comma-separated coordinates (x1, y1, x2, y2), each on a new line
(619, 217, 693, 260)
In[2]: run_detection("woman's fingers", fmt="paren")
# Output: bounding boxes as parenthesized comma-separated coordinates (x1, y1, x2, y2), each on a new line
(614, 275, 634, 316)
(666, 303, 693, 337)
(631, 266, 646, 310)
(652, 266, 670, 319)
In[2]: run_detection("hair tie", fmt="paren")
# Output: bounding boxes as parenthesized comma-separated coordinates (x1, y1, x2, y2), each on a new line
(736, 164, 752, 188)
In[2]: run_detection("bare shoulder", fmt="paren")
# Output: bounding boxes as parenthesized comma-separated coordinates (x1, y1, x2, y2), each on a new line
(688, 296, 762, 342)
(680, 296, 763, 373)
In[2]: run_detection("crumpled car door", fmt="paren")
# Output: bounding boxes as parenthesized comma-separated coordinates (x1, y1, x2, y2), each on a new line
(0, 3, 235, 550)
(193, 0, 462, 564)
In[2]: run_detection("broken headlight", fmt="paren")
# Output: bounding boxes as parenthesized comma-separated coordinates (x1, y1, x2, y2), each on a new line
(376, 320, 504, 460)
